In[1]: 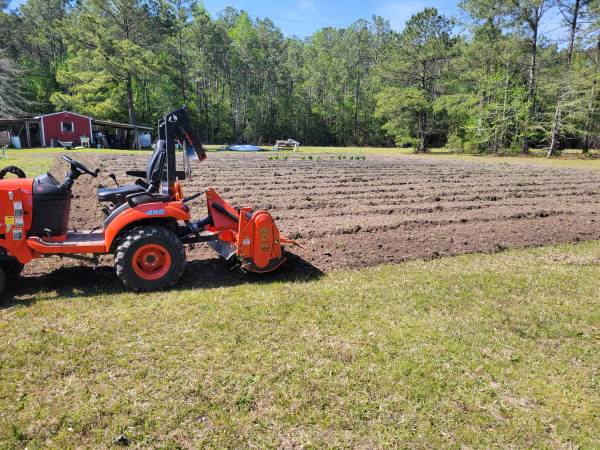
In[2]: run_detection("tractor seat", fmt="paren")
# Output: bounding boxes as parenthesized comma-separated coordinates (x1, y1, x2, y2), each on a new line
(96, 142, 166, 203)
(97, 184, 145, 203)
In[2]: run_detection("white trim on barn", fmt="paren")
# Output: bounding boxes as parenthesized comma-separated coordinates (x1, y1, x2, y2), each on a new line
(40, 118, 46, 147)
(61, 121, 75, 133)
(34, 111, 93, 121)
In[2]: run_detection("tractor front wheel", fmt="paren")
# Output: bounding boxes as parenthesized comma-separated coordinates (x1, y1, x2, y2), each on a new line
(115, 226, 186, 291)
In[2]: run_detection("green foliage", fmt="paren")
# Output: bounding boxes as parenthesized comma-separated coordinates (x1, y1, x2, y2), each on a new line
(0, 52, 27, 118)
(51, 59, 124, 119)
(444, 134, 464, 152)
(376, 8, 456, 151)
(52, 0, 157, 124)
(0, 1, 597, 151)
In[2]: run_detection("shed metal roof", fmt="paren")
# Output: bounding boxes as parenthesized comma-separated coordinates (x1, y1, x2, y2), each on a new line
(92, 119, 153, 131)
(0, 118, 39, 125)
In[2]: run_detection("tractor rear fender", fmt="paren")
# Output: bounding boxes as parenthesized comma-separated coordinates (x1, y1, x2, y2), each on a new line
(104, 201, 191, 251)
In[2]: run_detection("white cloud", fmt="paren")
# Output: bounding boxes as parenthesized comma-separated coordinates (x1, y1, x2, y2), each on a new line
(298, 0, 317, 13)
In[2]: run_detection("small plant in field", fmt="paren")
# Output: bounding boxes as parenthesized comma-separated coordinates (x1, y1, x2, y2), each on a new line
(300, 156, 306, 160)
(282, 156, 288, 161)
(308, 155, 313, 160)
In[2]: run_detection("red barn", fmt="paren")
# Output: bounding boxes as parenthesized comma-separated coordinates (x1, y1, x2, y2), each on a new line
(38, 111, 93, 147)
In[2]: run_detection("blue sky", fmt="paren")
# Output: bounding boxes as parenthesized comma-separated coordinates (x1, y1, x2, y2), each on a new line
(3, 0, 463, 37)
(7, 0, 564, 39)
(195, 0, 463, 37)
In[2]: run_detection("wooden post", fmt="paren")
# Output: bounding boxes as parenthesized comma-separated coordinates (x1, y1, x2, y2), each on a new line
(25, 121, 31, 148)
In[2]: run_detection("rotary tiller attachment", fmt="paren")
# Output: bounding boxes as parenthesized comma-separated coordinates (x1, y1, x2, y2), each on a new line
(200, 189, 297, 273)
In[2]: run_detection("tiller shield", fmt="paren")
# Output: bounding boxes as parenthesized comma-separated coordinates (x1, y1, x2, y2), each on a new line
(204, 189, 296, 273)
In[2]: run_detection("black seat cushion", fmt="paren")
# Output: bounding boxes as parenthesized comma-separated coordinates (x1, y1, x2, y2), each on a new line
(97, 184, 145, 203)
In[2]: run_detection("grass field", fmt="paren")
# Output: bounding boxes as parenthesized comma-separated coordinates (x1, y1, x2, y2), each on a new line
(0, 148, 599, 447)
(7, 145, 600, 175)
(1, 242, 599, 447)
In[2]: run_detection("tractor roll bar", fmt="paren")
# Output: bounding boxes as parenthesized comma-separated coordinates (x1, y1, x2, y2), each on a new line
(157, 107, 207, 194)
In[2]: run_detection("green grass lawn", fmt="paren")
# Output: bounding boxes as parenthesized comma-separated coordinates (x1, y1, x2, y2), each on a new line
(1, 242, 599, 448)
(289, 146, 600, 169)
(3, 148, 148, 177)
(0, 148, 598, 447)
(8, 146, 600, 173)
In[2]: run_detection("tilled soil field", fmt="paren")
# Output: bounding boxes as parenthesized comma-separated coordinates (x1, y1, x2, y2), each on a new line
(18, 152, 600, 287)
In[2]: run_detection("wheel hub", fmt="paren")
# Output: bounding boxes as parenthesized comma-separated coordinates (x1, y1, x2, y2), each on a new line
(132, 244, 172, 281)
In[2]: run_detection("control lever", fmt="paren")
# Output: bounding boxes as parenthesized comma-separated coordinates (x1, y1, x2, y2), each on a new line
(108, 173, 119, 187)
(183, 191, 204, 203)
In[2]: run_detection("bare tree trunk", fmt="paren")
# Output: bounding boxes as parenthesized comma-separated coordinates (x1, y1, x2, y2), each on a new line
(354, 74, 361, 143)
(548, 0, 581, 157)
(522, 2, 544, 155)
(583, 38, 600, 153)
(126, 73, 137, 126)
(497, 64, 511, 153)
(418, 111, 427, 152)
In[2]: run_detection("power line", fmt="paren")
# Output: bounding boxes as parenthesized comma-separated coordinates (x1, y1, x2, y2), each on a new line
(202, 7, 349, 32)
(358, 0, 457, 12)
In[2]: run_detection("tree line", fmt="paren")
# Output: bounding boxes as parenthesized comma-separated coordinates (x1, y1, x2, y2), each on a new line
(0, 0, 598, 153)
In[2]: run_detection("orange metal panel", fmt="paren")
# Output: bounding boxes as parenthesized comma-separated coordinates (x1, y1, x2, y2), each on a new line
(103, 201, 191, 251)
(27, 231, 106, 254)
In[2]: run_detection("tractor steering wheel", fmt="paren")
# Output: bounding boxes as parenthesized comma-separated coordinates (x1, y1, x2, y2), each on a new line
(62, 155, 98, 178)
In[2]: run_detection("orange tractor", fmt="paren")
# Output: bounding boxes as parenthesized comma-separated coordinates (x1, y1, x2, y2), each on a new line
(0, 108, 295, 294)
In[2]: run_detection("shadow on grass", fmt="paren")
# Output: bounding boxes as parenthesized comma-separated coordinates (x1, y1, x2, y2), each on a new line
(1, 252, 323, 309)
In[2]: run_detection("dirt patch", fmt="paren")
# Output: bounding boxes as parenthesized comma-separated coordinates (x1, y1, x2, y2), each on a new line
(19, 152, 600, 280)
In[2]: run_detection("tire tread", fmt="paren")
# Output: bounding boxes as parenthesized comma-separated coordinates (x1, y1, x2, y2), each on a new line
(115, 226, 185, 291)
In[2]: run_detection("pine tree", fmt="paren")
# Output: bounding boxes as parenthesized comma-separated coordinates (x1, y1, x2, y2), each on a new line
(507, 0, 557, 154)
(375, 8, 455, 151)
(52, 0, 156, 124)
(547, 0, 586, 156)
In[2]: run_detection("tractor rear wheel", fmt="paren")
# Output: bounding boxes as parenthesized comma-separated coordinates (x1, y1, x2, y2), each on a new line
(0, 268, 6, 296)
(1, 260, 24, 278)
(115, 226, 186, 291)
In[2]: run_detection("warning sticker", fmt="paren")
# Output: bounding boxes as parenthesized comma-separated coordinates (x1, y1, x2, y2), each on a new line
(5, 216, 14, 225)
